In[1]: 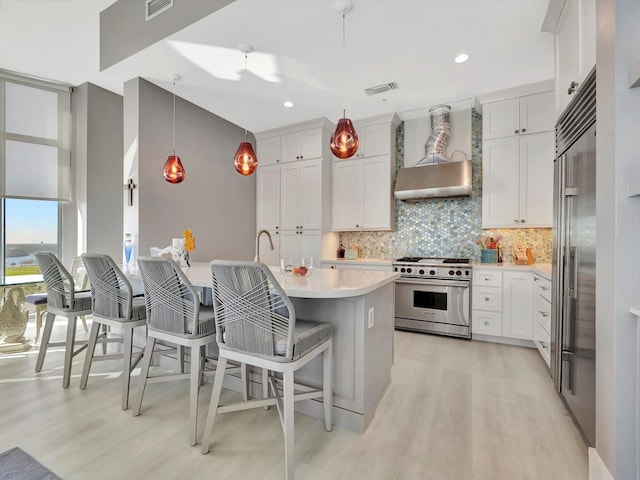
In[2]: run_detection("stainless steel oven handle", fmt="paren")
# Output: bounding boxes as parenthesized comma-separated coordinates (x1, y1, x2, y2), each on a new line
(395, 278, 470, 288)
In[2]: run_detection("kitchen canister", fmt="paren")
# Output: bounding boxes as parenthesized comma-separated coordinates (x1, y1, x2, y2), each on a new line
(481, 249, 498, 263)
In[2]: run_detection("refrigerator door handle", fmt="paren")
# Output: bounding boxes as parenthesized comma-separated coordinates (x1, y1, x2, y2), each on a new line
(562, 350, 575, 394)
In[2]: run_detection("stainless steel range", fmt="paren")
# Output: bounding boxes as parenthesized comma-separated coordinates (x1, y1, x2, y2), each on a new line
(393, 257, 471, 338)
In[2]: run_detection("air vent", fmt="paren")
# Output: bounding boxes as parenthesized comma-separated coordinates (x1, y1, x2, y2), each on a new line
(146, 0, 173, 21)
(364, 82, 399, 96)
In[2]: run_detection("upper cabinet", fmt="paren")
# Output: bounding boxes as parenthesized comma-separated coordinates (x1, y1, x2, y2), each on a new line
(281, 129, 323, 163)
(257, 136, 281, 166)
(331, 114, 400, 232)
(543, 0, 596, 116)
(482, 91, 555, 228)
(482, 92, 554, 140)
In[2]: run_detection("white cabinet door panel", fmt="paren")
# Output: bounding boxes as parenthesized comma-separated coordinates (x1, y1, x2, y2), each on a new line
(472, 310, 502, 336)
(298, 159, 322, 229)
(257, 136, 281, 165)
(280, 163, 300, 230)
(519, 92, 554, 135)
(502, 271, 533, 340)
(362, 157, 391, 229)
(356, 123, 390, 158)
(256, 164, 280, 230)
(482, 98, 519, 139)
(332, 161, 362, 230)
(519, 131, 554, 227)
(298, 129, 323, 160)
(482, 137, 520, 227)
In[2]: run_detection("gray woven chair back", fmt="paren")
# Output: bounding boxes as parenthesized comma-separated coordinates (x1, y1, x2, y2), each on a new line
(137, 257, 203, 337)
(210, 260, 296, 361)
(34, 252, 76, 311)
(81, 254, 134, 320)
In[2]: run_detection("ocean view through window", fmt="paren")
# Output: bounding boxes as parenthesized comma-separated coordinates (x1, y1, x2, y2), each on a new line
(2, 198, 59, 285)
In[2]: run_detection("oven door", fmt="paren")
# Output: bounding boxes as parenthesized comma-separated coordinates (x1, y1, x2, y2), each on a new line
(395, 278, 470, 327)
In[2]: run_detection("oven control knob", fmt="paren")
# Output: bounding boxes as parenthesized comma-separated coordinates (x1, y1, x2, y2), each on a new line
(449, 270, 454, 276)
(429, 270, 436, 276)
(456, 270, 462, 276)
(407, 268, 412, 273)
(400, 267, 406, 273)
(418, 269, 425, 275)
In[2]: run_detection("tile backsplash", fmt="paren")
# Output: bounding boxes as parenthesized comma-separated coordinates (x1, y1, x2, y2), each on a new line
(338, 110, 553, 263)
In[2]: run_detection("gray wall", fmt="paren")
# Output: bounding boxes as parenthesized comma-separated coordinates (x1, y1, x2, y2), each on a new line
(100, 0, 233, 70)
(66, 82, 123, 265)
(596, 0, 640, 477)
(124, 77, 256, 262)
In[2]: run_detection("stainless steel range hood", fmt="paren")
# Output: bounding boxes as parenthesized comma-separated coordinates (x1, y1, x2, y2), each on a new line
(394, 160, 472, 201)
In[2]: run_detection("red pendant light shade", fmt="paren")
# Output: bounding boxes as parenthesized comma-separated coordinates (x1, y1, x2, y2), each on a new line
(234, 142, 258, 176)
(163, 154, 186, 184)
(330, 116, 359, 159)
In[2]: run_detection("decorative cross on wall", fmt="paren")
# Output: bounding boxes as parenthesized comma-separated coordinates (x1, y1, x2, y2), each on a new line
(123, 178, 137, 206)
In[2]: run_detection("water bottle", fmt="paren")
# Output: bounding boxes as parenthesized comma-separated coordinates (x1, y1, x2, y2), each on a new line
(124, 233, 133, 266)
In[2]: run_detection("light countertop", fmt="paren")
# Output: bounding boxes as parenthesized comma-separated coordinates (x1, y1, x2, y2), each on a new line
(127, 261, 399, 299)
(322, 258, 393, 266)
(473, 262, 552, 280)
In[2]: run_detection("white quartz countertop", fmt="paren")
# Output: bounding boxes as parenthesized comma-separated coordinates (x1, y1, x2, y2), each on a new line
(322, 258, 393, 266)
(472, 262, 552, 280)
(128, 262, 399, 299)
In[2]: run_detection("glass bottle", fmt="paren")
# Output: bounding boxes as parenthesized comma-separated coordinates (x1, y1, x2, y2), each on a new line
(337, 243, 346, 259)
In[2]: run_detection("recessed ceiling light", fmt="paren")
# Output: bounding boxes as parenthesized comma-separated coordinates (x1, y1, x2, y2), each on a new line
(454, 53, 469, 64)
(284, 100, 294, 108)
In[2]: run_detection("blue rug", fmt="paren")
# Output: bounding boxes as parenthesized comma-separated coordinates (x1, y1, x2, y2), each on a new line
(0, 447, 59, 480)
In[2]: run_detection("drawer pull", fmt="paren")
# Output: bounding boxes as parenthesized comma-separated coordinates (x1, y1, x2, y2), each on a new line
(484, 321, 490, 326)
(539, 311, 549, 317)
(484, 297, 490, 301)
(540, 286, 549, 291)
(484, 277, 490, 281)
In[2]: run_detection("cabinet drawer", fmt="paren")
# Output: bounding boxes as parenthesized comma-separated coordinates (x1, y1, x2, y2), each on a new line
(472, 310, 501, 336)
(473, 270, 503, 287)
(472, 286, 503, 312)
(534, 275, 551, 302)
(536, 296, 551, 335)
(534, 320, 551, 367)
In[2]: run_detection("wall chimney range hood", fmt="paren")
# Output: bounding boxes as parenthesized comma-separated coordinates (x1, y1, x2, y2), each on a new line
(394, 160, 472, 201)
(394, 104, 472, 201)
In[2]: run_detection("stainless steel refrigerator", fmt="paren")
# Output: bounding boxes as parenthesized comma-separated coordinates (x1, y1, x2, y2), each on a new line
(551, 67, 596, 447)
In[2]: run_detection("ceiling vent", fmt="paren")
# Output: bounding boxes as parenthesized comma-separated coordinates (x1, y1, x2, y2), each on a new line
(146, 0, 174, 21)
(364, 82, 399, 96)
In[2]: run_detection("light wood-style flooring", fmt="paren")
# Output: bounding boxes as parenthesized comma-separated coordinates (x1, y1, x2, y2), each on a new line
(0, 319, 588, 479)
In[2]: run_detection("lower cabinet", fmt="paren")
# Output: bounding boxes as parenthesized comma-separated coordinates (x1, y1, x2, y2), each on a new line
(472, 268, 534, 342)
(532, 274, 552, 366)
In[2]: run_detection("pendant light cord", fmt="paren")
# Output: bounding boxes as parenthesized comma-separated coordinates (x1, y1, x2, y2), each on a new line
(172, 79, 176, 155)
(342, 12, 346, 118)
(244, 52, 248, 141)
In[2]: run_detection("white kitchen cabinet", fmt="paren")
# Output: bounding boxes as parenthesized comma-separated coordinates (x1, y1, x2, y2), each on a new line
(280, 229, 322, 263)
(331, 114, 399, 232)
(351, 123, 392, 159)
(256, 136, 281, 165)
(544, 0, 596, 116)
(482, 131, 554, 228)
(332, 156, 394, 231)
(255, 118, 336, 262)
(280, 158, 322, 230)
(281, 128, 322, 163)
(502, 271, 534, 340)
(472, 268, 534, 342)
(482, 92, 554, 140)
(256, 164, 280, 230)
(532, 274, 552, 367)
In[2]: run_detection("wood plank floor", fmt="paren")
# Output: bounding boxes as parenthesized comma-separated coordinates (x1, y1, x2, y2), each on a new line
(0, 319, 588, 479)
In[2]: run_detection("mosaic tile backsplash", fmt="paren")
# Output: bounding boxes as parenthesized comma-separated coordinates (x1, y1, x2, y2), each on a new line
(339, 110, 553, 263)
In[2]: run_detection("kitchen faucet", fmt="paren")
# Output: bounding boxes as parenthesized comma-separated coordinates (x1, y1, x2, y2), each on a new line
(254, 229, 274, 263)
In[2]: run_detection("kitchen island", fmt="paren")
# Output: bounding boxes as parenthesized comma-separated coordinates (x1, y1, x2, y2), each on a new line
(131, 262, 399, 433)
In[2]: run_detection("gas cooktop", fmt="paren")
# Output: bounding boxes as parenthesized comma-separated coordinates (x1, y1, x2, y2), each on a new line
(394, 257, 470, 265)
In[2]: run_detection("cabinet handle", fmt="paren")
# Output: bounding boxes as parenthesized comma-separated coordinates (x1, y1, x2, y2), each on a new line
(568, 81, 578, 95)
(300, 155, 304, 159)
(540, 286, 548, 291)
(484, 277, 490, 281)
(484, 297, 490, 301)
(514, 129, 519, 134)
(484, 321, 490, 326)
(521, 219, 526, 223)
(331, 265, 336, 269)
(521, 128, 527, 133)
(514, 219, 519, 223)
(534, 277, 538, 282)
(275, 226, 279, 229)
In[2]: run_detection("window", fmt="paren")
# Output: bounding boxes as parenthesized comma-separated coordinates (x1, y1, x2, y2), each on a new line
(0, 71, 69, 285)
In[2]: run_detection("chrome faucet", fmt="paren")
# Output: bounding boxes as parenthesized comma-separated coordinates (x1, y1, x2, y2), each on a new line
(254, 229, 274, 263)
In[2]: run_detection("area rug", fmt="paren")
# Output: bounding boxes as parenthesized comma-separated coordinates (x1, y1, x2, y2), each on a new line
(0, 447, 60, 480)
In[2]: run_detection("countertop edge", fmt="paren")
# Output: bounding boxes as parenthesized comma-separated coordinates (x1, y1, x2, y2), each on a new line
(282, 272, 400, 298)
(472, 262, 552, 280)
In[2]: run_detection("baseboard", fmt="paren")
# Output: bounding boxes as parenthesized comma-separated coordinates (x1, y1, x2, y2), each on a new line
(589, 447, 614, 480)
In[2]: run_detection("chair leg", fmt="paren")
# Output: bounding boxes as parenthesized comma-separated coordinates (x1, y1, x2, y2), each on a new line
(35, 312, 55, 372)
(201, 356, 228, 454)
(241, 363, 249, 401)
(323, 342, 333, 432)
(178, 345, 185, 373)
(133, 336, 156, 417)
(121, 326, 135, 410)
(283, 368, 295, 480)
(80, 315, 89, 333)
(62, 314, 79, 389)
(34, 307, 44, 343)
(79, 322, 101, 390)
(262, 368, 270, 410)
(189, 345, 202, 446)
(101, 324, 109, 354)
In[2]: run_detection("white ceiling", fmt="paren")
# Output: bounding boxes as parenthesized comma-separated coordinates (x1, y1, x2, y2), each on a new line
(0, 0, 554, 134)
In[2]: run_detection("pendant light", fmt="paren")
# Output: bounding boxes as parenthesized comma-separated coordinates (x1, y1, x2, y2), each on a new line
(234, 44, 258, 176)
(330, 0, 359, 159)
(163, 74, 186, 184)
